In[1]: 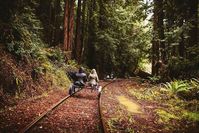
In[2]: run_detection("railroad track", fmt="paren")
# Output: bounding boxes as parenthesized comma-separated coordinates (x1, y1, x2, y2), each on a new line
(19, 80, 117, 133)
(98, 80, 117, 133)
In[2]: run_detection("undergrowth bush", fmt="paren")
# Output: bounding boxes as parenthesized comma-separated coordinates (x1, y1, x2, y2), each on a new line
(148, 75, 161, 84)
(0, 4, 46, 61)
(0, 4, 73, 96)
(164, 79, 199, 100)
(169, 57, 199, 79)
(129, 85, 199, 127)
(163, 80, 190, 94)
(46, 48, 65, 63)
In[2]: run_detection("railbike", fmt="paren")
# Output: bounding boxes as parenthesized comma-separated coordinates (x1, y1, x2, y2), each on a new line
(67, 72, 101, 95)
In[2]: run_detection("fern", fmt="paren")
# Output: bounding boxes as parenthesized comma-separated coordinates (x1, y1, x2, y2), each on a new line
(164, 80, 190, 94)
(190, 78, 199, 89)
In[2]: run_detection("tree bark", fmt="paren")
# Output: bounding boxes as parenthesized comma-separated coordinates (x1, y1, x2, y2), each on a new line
(54, 0, 61, 46)
(152, 0, 165, 75)
(74, 0, 82, 64)
(152, 2, 157, 75)
(68, 0, 75, 51)
(187, 0, 198, 59)
(63, 0, 69, 51)
(174, 0, 186, 58)
(158, 0, 165, 63)
(165, 0, 174, 60)
(63, 0, 75, 52)
(87, 0, 97, 68)
(99, 0, 105, 29)
(80, 0, 86, 61)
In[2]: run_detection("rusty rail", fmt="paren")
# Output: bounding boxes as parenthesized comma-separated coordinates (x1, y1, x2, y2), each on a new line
(98, 80, 118, 133)
(19, 88, 83, 133)
(19, 80, 118, 133)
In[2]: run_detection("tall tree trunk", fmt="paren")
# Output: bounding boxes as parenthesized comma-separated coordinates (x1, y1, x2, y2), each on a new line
(82, 1, 90, 63)
(68, 0, 75, 51)
(80, 0, 86, 61)
(152, 0, 164, 75)
(187, 0, 198, 59)
(63, 0, 69, 51)
(87, 0, 97, 68)
(99, 0, 106, 29)
(63, 0, 75, 52)
(51, 0, 56, 46)
(73, 0, 82, 64)
(165, 0, 174, 60)
(98, 0, 108, 76)
(49, 1, 53, 46)
(158, 0, 165, 63)
(178, 19, 185, 58)
(54, 0, 61, 46)
(174, 0, 185, 58)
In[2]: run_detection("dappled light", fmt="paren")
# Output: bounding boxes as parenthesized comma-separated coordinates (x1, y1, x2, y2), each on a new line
(117, 96, 142, 114)
(0, 0, 198, 132)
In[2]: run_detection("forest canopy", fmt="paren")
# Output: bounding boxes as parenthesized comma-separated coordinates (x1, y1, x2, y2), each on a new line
(0, 0, 198, 79)
(0, 1, 198, 132)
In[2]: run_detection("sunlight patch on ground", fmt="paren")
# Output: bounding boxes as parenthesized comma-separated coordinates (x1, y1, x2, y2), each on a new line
(117, 96, 142, 114)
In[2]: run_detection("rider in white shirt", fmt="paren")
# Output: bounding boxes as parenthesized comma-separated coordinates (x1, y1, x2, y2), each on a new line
(88, 69, 99, 91)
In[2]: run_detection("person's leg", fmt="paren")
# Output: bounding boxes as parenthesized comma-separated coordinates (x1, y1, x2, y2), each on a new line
(74, 81, 84, 91)
(69, 84, 74, 95)
(95, 83, 99, 90)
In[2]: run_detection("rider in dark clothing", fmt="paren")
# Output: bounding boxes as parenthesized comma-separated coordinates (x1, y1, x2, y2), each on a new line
(69, 67, 87, 95)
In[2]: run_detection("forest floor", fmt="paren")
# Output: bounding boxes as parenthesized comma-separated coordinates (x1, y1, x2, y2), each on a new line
(101, 78, 199, 133)
(0, 78, 199, 133)
(0, 88, 100, 133)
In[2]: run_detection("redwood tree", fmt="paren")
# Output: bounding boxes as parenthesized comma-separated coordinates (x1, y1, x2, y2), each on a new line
(152, 0, 164, 75)
(73, 0, 82, 63)
(63, 0, 75, 52)
(187, 0, 198, 59)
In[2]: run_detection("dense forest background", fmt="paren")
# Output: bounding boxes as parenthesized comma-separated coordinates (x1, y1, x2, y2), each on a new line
(0, 0, 198, 98)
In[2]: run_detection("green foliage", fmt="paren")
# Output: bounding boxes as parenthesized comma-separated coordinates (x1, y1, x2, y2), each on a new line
(188, 78, 199, 100)
(168, 57, 199, 78)
(107, 118, 119, 132)
(148, 75, 161, 84)
(0, 1, 73, 96)
(67, 60, 78, 66)
(129, 88, 154, 100)
(190, 78, 199, 90)
(87, 1, 151, 76)
(129, 86, 171, 101)
(95, 30, 117, 72)
(46, 48, 65, 63)
(0, 4, 46, 61)
(163, 80, 190, 94)
(41, 61, 53, 72)
(184, 111, 199, 122)
(156, 109, 180, 123)
(47, 69, 71, 88)
(13, 73, 23, 97)
(6, 42, 26, 58)
(163, 79, 199, 100)
(160, 0, 199, 78)
(129, 85, 199, 131)
(34, 66, 44, 75)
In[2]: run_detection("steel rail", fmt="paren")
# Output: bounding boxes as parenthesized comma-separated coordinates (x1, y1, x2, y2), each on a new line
(98, 79, 119, 133)
(19, 80, 118, 133)
(19, 88, 83, 133)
